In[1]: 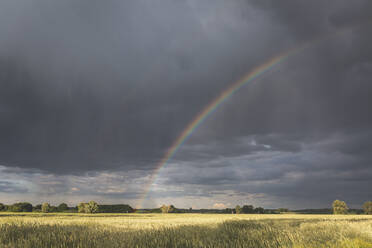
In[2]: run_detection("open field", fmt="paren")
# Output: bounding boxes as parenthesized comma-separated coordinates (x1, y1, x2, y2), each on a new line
(1, 213, 372, 248)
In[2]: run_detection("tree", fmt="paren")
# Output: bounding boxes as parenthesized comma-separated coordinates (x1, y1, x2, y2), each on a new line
(42, 203, 51, 213)
(33, 204, 42, 212)
(332, 200, 348, 214)
(160, 205, 168, 213)
(9, 202, 32, 212)
(160, 205, 176, 213)
(255, 207, 265, 214)
(58, 203, 69, 212)
(98, 204, 133, 213)
(77, 203, 86, 213)
(363, 201, 372, 215)
(242, 205, 254, 214)
(85, 201, 99, 214)
(0, 203, 5, 211)
(50, 206, 58, 212)
(278, 208, 289, 213)
(235, 205, 242, 214)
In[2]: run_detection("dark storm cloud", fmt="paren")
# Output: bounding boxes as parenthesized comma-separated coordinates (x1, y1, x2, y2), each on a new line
(0, 0, 253, 172)
(0, 0, 371, 208)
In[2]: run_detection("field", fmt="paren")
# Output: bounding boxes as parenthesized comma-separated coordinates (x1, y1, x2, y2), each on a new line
(1, 213, 372, 248)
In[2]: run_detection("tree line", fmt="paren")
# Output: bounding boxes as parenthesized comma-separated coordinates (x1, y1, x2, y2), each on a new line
(0, 202, 134, 213)
(0, 200, 371, 214)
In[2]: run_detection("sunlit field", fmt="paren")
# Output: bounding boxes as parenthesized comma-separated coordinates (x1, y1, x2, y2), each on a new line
(1, 213, 372, 248)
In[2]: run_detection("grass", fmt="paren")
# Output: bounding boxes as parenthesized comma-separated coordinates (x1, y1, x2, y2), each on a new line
(0, 213, 371, 247)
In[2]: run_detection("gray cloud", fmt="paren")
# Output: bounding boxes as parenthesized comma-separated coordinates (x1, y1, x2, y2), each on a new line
(0, 0, 371, 208)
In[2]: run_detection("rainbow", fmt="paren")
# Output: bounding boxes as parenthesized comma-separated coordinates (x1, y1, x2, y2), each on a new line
(139, 29, 350, 208)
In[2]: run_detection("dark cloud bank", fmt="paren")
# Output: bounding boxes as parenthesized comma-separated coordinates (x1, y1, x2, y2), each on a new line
(0, 0, 371, 208)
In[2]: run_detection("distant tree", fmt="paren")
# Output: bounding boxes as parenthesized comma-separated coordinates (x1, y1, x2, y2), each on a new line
(278, 208, 289, 213)
(254, 207, 265, 214)
(77, 203, 87, 213)
(98, 204, 134, 213)
(33, 204, 42, 212)
(50, 206, 58, 212)
(42, 203, 51, 213)
(85, 201, 99, 214)
(363, 201, 372, 215)
(9, 202, 33, 212)
(149, 208, 161, 213)
(58, 203, 69, 212)
(242, 205, 254, 214)
(235, 205, 242, 214)
(168, 205, 176, 213)
(0, 203, 5, 211)
(160, 205, 167, 213)
(332, 200, 348, 214)
(224, 208, 234, 214)
(160, 205, 176, 213)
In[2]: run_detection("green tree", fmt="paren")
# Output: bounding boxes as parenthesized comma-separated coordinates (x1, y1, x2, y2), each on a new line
(332, 200, 348, 214)
(9, 202, 32, 212)
(363, 201, 372, 215)
(50, 206, 58, 212)
(278, 208, 289, 213)
(77, 203, 86, 213)
(42, 203, 51, 213)
(160, 205, 167, 213)
(98, 204, 133, 213)
(255, 207, 265, 214)
(33, 204, 42, 212)
(0, 203, 5, 211)
(242, 205, 254, 214)
(160, 205, 176, 213)
(85, 201, 99, 213)
(58, 203, 69, 212)
(235, 205, 242, 214)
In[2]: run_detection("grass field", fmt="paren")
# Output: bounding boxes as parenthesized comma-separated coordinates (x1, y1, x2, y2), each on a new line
(1, 213, 372, 248)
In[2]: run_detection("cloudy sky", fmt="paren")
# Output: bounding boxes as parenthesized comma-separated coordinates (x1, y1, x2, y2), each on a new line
(0, 0, 371, 209)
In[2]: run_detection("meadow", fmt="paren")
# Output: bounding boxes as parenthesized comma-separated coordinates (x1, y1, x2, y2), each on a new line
(0, 213, 372, 248)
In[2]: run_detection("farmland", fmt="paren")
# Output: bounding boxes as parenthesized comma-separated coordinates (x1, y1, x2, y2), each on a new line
(1, 213, 372, 247)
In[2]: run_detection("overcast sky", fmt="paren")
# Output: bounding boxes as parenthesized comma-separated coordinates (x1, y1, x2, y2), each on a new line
(0, 0, 371, 209)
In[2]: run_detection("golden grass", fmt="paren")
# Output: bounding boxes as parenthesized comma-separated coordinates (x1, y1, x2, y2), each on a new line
(0, 213, 371, 247)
